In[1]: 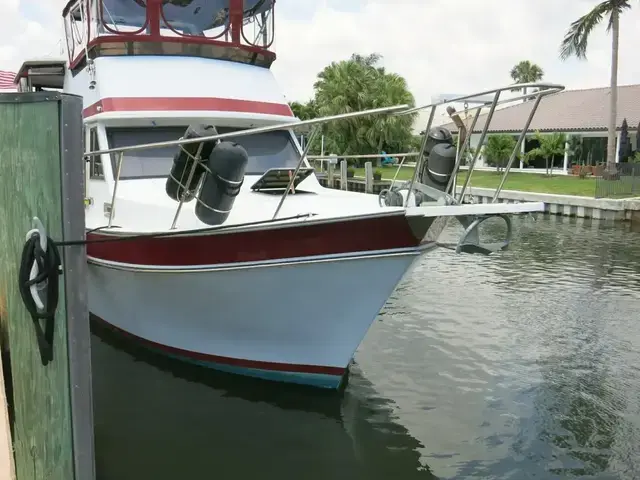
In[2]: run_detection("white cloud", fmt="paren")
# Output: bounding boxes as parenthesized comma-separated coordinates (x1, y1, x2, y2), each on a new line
(0, 0, 64, 69)
(271, 0, 640, 129)
(1, 0, 638, 128)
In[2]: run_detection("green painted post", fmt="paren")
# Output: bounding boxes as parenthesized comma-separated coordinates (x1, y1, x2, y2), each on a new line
(0, 93, 95, 480)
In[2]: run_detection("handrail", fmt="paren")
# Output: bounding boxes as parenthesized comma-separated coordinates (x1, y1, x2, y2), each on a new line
(272, 126, 320, 220)
(87, 103, 409, 229)
(397, 82, 564, 115)
(86, 81, 566, 229)
(308, 153, 419, 160)
(399, 82, 563, 208)
(85, 104, 410, 158)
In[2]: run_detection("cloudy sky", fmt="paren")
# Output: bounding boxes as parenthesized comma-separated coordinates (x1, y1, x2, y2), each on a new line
(2, 0, 638, 113)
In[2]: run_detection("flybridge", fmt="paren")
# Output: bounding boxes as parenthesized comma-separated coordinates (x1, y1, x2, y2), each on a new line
(61, 0, 276, 72)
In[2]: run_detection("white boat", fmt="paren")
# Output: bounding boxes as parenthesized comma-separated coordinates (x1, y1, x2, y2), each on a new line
(14, 0, 562, 389)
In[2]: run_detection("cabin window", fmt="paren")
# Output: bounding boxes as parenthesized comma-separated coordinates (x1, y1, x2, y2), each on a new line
(105, 126, 301, 180)
(89, 128, 104, 179)
(241, 0, 274, 48)
(64, 2, 88, 61)
(217, 127, 300, 175)
(161, 0, 229, 38)
(101, 0, 148, 34)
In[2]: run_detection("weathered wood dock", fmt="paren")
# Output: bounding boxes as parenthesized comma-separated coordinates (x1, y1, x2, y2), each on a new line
(314, 161, 392, 195)
(0, 92, 95, 480)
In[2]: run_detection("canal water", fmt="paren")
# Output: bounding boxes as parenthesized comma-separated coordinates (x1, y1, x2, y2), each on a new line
(91, 215, 640, 480)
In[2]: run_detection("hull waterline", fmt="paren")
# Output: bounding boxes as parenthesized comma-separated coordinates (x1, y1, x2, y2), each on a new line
(87, 246, 433, 389)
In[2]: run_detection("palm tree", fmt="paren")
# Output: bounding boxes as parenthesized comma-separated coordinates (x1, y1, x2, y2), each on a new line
(288, 100, 317, 120)
(560, 0, 633, 169)
(509, 60, 544, 99)
(483, 134, 521, 172)
(313, 54, 416, 156)
(526, 131, 567, 175)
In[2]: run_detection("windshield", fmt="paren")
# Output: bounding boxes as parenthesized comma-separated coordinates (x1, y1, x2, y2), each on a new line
(101, 0, 148, 31)
(106, 126, 302, 180)
(162, 0, 230, 34)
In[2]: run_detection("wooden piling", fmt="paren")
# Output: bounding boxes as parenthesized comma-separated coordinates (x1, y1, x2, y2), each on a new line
(364, 162, 373, 194)
(340, 160, 348, 191)
(327, 162, 335, 188)
(0, 93, 95, 480)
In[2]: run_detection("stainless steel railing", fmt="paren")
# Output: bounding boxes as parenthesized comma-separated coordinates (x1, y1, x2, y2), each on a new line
(84, 81, 565, 228)
(395, 82, 564, 206)
(87, 104, 410, 228)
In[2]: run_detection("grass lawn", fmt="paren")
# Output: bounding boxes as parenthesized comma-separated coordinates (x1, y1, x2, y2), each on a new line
(350, 166, 598, 197)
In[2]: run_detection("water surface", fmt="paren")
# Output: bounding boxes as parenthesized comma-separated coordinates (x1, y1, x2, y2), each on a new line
(92, 215, 640, 479)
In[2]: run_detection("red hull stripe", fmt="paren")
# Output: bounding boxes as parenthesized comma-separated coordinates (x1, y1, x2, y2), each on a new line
(91, 314, 345, 376)
(86, 214, 423, 266)
(82, 97, 294, 118)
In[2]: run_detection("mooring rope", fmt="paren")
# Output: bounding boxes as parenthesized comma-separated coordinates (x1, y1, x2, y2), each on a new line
(18, 230, 61, 366)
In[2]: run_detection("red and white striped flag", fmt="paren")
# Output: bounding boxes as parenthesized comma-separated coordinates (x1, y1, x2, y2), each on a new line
(0, 70, 18, 91)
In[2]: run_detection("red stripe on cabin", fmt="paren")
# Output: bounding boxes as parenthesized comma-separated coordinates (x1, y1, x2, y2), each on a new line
(83, 97, 294, 118)
(86, 214, 431, 267)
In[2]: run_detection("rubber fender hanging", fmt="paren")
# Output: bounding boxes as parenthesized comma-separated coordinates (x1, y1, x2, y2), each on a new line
(166, 124, 218, 202)
(420, 142, 457, 192)
(195, 141, 249, 226)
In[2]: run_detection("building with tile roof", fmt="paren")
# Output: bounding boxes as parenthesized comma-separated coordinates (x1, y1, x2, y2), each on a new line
(439, 84, 640, 171)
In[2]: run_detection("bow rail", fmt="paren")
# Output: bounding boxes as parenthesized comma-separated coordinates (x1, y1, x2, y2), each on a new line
(84, 81, 565, 230)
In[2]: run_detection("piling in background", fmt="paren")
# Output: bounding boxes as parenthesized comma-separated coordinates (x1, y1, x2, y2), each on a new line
(0, 92, 95, 480)
(364, 162, 373, 194)
(340, 160, 348, 190)
(327, 162, 335, 188)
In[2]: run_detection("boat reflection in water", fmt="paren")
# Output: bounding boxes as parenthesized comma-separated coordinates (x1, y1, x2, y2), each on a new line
(91, 321, 438, 479)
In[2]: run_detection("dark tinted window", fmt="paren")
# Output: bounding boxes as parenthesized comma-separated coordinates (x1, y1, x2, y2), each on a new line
(162, 0, 230, 34)
(107, 126, 301, 179)
(218, 127, 300, 175)
(101, 0, 147, 29)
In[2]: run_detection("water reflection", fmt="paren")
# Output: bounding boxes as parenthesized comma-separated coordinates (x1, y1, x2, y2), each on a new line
(92, 322, 436, 479)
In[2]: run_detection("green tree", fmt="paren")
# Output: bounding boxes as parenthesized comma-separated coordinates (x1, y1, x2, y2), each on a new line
(526, 131, 567, 175)
(509, 60, 544, 99)
(409, 134, 423, 152)
(560, 0, 634, 169)
(289, 100, 317, 120)
(567, 135, 584, 165)
(483, 134, 520, 172)
(452, 135, 477, 166)
(312, 53, 417, 160)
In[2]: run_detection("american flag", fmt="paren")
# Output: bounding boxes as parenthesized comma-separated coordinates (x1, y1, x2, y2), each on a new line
(0, 70, 18, 91)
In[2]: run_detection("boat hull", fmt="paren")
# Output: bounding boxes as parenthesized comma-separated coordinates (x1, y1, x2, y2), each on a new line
(88, 248, 427, 389)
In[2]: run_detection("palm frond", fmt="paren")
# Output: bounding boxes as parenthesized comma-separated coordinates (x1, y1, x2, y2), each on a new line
(560, 0, 616, 60)
(606, 0, 632, 31)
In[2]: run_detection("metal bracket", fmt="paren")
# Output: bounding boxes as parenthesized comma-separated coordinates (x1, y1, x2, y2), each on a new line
(453, 213, 513, 255)
(24, 217, 48, 311)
